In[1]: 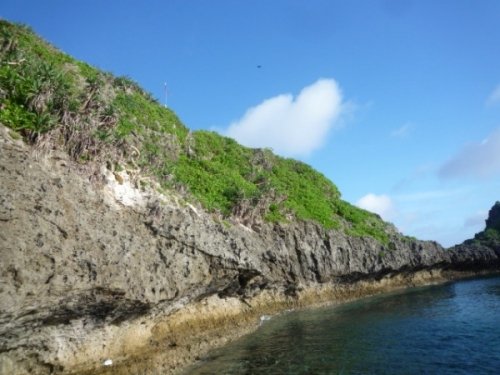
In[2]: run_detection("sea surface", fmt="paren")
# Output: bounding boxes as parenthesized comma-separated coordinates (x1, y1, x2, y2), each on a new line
(185, 275, 500, 374)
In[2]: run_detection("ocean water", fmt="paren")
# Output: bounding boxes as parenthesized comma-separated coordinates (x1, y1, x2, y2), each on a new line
(185, 275, 500, 374)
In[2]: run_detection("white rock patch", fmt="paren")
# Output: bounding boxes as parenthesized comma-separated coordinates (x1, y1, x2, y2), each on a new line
(102, 168, 145, 209)
(103, 359, 113, 366)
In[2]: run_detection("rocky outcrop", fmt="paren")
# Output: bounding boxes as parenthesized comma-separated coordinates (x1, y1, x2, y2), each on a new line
(1, 125, 499, 375)
(486, 202, 500, 231)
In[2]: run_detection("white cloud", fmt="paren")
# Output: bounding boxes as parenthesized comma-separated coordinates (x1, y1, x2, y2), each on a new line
(225, 79, 343, 157)
(391, 122, 413, 138)
(486, 84, 500, 107)
(356, 193, 396, 220)
(439, 128, 500, 179)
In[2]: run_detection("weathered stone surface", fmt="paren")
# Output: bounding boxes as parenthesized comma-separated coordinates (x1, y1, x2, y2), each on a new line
(1, 125, 499, 374)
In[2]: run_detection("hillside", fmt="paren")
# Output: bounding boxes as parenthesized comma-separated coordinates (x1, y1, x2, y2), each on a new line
(469, 202, 500, 246)
(0, 20, 390, 243)
(1, 20, 500, 375)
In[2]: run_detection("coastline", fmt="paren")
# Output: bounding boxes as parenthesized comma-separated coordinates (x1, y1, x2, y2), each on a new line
(72, 268, 499, 375)
(2, 128, 500, 375)
(1, 20, 500, 375)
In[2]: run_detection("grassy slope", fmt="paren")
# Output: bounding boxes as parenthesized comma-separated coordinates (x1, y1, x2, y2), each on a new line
(0, 20, 392, 243)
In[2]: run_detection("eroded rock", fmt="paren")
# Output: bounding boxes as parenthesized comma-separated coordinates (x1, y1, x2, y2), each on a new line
(0, 126, 499, 374)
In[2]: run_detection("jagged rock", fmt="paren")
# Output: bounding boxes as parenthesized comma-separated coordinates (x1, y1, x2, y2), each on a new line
(486, 201, 500, 231)
(0, 127, 499, 374)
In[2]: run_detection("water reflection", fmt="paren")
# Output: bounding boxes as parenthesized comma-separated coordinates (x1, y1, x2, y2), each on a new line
(186, 276, 500, 375)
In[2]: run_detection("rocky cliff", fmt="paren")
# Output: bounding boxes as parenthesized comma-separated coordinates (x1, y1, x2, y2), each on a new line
(1, 126, 500, 375)
(1, 21, 500, 375)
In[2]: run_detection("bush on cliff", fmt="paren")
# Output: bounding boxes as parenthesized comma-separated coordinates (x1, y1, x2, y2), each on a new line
(0, 20, 391, 243)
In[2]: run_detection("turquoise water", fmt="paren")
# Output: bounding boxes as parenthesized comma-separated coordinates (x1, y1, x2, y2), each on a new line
(186, 275, 500, 374)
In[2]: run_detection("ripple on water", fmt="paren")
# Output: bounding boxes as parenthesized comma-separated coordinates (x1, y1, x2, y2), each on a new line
(186, 275, 500, 375)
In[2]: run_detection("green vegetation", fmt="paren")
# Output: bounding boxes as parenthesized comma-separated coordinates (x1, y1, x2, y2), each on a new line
(174, 131, 258, 214)
(467, 228, 500, 248)
(334, 200, 389, 243)
(268, 157, 340, 228)
(0, 20, 393, 243)
(470, 204, 500, 247)
(478, 228, 500, 242)
(465, 202, 500, 247)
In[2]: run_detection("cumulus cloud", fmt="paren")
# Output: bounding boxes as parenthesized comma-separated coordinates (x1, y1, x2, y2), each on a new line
(439, 128, 500, 179)
(225, 79, 343, 157)
(356, 193, 396, 220)
(486, 85, 500, 107)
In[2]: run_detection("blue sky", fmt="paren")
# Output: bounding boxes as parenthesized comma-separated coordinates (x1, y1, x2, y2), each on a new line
(2, 0, 500, 246)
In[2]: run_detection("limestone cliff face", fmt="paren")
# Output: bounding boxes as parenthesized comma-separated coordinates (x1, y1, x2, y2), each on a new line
(1, 126, 499, 374)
